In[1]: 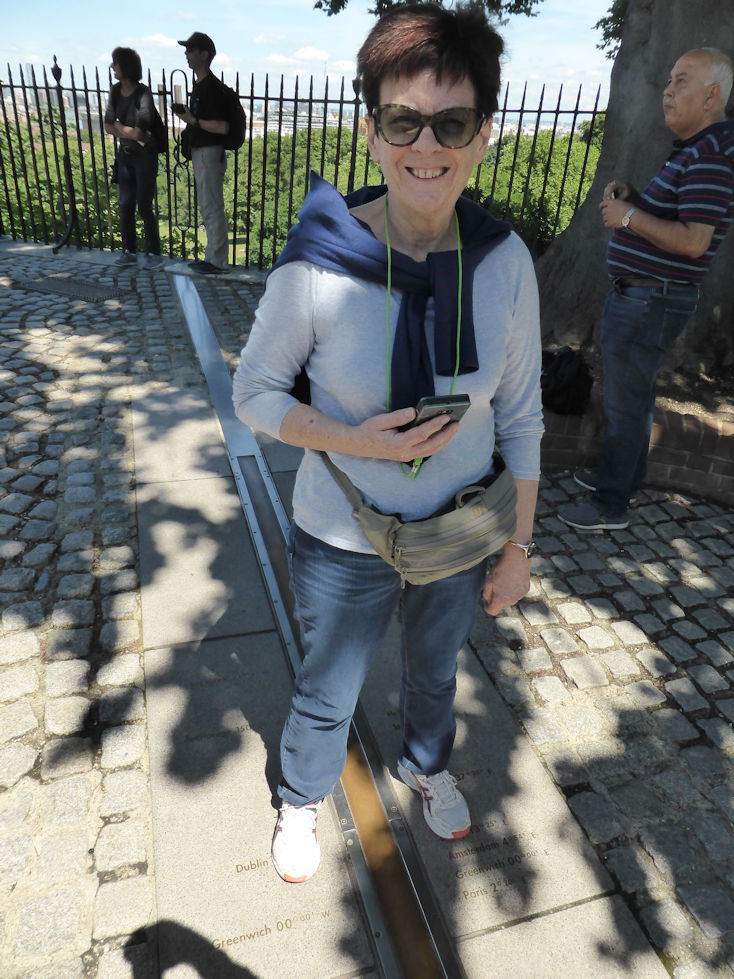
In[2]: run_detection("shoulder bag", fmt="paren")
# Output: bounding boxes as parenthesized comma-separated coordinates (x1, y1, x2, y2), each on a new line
(321, 452, 517, 586)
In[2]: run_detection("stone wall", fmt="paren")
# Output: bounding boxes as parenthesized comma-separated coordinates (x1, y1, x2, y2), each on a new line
(541, 403, 734, 506)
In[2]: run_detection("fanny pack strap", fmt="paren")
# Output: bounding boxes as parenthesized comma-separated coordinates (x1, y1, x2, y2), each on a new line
(320, 452, 367, 512)
(321, 451, 505, 514)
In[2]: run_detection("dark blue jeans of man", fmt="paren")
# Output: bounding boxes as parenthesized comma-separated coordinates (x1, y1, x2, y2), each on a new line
(593, 284, 699, 515)
(117, 150, 160, 255)
(278, 524, 489, 806)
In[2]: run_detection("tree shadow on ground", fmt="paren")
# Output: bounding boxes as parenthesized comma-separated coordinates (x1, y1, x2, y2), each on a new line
(467, 482, 734, 974)
(0, 253, 220, 775)
(0, 251, 391, 976)
(124, 921, 260, 978)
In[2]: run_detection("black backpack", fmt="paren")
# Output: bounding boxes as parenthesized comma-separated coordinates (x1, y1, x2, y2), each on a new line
(214, 77, 246, 151)
(146, 98, 168, 154)
(540, 346, 594, 415)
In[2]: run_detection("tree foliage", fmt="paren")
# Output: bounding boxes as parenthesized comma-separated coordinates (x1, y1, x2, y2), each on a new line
(229, 128, 381, 266)
(576, 112, 605, 152)
(1, 103, 604, 267)
(594, 0, 629, 58)
(314, 0, 543, 19)
(469, 128, 599, 254)
(0, 110, 112, 248)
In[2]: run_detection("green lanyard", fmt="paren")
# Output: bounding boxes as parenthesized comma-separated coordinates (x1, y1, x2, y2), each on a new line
(384, 196, 463, 476)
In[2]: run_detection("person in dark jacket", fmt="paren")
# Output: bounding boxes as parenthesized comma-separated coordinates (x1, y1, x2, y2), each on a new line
(104, 46, 161, 268)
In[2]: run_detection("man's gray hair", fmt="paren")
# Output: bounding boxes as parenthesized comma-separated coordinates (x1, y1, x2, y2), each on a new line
(698, 47, 733, 108)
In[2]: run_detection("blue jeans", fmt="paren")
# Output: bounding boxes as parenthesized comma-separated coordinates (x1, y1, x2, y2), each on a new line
(593, 284, 698, 514)
(118, 150, 160, 255)
(279, 525, 489, 806)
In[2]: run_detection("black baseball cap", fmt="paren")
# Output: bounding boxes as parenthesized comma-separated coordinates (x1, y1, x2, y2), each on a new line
(178, 32, 216, 58)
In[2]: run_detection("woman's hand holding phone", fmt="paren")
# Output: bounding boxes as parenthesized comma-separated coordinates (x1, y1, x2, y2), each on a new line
(399, 394, 471, 431)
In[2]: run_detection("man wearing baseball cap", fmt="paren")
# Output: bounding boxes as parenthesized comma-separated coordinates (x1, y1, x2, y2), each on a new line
(173, 32, 229, 273)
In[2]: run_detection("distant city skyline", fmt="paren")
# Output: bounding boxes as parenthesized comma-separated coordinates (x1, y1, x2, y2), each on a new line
(3, 0, 614, 110)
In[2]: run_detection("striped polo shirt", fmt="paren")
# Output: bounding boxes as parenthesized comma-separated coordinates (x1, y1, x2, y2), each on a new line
(607, 120, 734, 283)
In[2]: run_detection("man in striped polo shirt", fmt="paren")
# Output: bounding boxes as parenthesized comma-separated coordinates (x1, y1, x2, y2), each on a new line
(560, 47, 733, 531)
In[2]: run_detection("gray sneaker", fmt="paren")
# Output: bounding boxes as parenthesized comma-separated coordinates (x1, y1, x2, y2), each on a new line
(144, 253, 163, 269)
(573, 468, 637, 504)
(573, 468, 597, 491)
(114, 251, 136, 267)
(193, 260, 227, 275)
(559, 500, 629, 531)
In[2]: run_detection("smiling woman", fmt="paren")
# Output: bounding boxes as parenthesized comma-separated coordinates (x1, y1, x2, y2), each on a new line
(357, 72, 492, 261)
(232, 1, 544, 887)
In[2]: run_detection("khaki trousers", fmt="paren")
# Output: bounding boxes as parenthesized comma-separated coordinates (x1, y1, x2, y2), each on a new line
(191, 144, 228, 268)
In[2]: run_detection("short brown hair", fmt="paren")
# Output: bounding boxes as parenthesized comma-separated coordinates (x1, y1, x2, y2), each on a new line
(355, 2, 504, 117)
(112, 47, 143, 84)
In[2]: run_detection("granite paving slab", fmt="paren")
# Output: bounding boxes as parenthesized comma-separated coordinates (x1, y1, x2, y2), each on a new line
(131, 386, 232, 484)
(144, 636, 377, 979)
(136, 476, 273, 649)
(256, 435, 305, 475)
(458, 894, 669, 978)
(361, 637, 618, 935)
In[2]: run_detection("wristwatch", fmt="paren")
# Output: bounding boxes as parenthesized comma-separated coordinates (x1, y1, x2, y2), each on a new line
(621, 207, 637, 228)
(508, 539, 537, 559)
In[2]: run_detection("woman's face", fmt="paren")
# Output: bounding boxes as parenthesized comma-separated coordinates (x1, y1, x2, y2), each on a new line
(111, 62, 123, 81)
(368, 70, 492, 220)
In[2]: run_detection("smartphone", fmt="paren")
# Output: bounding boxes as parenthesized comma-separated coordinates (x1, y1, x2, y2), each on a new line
(401, 393, 471, 431)
(171, 102, 187, 114)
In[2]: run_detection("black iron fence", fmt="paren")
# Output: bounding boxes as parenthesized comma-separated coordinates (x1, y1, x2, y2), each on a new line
(0, 62, 606, 267)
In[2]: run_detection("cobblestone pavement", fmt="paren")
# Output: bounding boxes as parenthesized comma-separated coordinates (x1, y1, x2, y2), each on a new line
(472, 486, 734, 978)
(1, 242, 733, 978)
(0, 245, 260, 979)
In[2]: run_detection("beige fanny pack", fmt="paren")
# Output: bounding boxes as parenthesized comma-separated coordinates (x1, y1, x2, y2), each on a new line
(321, 452, 517, 586)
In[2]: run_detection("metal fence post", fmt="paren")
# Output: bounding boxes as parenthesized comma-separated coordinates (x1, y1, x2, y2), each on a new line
(51, 56, 79, 253)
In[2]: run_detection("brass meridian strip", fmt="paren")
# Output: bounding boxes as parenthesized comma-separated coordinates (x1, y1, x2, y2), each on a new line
(342, 738, 446, 979)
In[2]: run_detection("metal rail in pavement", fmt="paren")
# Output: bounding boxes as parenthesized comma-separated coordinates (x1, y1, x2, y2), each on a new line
(173, 273, 466, 979)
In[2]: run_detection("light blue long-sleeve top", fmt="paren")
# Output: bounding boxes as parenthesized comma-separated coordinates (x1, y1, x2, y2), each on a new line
(232, 235, 543, 554)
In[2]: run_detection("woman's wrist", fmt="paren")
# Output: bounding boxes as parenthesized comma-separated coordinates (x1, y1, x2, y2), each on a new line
(504, 538, 537, 559)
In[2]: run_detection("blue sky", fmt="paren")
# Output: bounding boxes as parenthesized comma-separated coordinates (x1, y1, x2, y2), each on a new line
(2, 0, 613, 108)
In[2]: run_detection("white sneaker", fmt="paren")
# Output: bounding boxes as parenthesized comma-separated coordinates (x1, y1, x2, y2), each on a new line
(398, 762, 470, 839)
(271, 800, 322, 883)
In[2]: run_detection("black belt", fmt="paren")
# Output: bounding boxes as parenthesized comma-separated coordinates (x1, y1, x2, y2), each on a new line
(612, 275, 698, 293)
